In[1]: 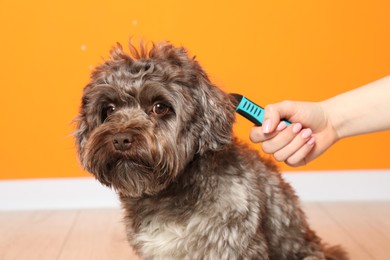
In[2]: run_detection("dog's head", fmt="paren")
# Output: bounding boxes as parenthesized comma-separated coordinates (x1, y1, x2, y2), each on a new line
(75, 42, 235, 197)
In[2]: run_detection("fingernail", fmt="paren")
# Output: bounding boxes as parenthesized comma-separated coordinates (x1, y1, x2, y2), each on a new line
(292, 123, 302, 134)
(276, 121, 287, 131)
(263, 119, 271, 133)
(307, 136, 315, 145)
(301, 128, 312, 139)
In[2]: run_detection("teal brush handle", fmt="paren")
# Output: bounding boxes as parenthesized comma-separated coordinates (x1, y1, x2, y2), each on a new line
(231, 94, 291, 126)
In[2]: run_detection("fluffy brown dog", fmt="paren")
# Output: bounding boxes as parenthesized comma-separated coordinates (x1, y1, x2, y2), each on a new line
(75, 41, 348, 260)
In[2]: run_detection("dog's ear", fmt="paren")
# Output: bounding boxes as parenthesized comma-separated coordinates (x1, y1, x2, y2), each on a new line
(74, 115, 88, 156)
(73, 84, 93, 162)
(194, 71, 236, 154)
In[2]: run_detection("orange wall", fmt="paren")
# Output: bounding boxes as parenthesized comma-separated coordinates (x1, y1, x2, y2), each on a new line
(1, 0, 390, 179)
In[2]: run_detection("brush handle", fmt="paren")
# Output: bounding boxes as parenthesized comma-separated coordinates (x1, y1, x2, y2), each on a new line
(235, 96, 291, 126)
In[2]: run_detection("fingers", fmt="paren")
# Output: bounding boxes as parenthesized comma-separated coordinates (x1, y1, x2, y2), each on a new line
(261, 123, 303, 154)
(253, 122, 316, 167)
(273, 128, 312, 162)
(285, 137, 315, 167)
(250, 121, 287, 143)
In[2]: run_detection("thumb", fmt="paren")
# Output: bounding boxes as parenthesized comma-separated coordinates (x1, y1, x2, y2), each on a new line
(262, 101, 296, 133)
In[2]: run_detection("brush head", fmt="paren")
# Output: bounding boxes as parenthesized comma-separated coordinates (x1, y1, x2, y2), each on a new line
(230, 93, 243, 107)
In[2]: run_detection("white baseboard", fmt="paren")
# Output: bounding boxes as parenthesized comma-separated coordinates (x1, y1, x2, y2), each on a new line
(0, 178, 120, 211)
(1, 170, 389, 211)
(283, 170, 390, 201)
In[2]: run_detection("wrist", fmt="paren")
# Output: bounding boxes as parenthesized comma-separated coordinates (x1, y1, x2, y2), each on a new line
(318, 100, 342, 143)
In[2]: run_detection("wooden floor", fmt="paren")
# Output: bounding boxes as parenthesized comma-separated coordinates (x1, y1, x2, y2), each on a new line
(1, 202, 389, 260)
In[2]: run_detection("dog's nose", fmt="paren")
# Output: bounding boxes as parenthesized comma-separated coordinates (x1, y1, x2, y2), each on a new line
(112, 133, 132, 151)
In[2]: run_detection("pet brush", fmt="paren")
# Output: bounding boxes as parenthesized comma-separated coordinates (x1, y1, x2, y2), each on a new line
(230, 93, 291, 126)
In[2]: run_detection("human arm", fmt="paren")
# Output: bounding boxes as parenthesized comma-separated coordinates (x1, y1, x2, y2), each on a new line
(324, 75, 390, 138)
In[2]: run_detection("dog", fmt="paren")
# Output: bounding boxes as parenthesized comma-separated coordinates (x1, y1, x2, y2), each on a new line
(75, 41, 348, 260)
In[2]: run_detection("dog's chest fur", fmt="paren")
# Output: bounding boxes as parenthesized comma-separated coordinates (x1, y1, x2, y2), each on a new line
(120, 144, 271, 259)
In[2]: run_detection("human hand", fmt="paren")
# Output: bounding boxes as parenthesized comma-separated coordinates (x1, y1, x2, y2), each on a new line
(250, 101, 338, 166)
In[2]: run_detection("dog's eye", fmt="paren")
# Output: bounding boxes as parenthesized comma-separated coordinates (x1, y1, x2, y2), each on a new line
(106, 105, 116, 115)
(101, 105, 116, 122)
(152, 103, 170, 116)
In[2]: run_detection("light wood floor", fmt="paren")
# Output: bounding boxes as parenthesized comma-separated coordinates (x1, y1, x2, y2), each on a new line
(1, 202, 389, 260)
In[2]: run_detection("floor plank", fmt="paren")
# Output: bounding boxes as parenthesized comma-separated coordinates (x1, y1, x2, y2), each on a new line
(0, 211, 37, 259)
(320, 202, 390, 260)
(302, 203, 374, 260)
(361, 202, 390, 240)
(0, 211, 78, 260)
(57, 209, 138, 260)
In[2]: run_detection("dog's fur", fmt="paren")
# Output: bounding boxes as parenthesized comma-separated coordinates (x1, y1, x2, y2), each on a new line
(75, 41, 348, 260)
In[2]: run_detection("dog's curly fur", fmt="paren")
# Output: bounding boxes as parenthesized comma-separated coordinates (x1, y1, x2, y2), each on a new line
(75, 41, 348, 260)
